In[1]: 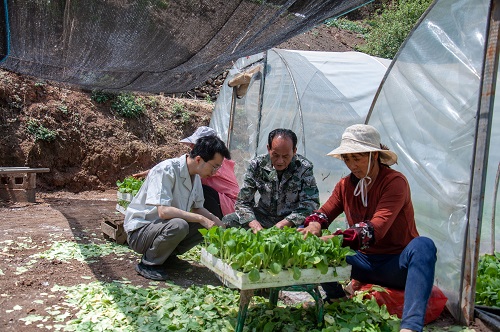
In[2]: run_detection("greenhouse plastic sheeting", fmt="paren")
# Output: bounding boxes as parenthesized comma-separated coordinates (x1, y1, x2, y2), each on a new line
(0, 0, 372, 93)
(211, 49, 391, 205)
(367, 0, 497, 321)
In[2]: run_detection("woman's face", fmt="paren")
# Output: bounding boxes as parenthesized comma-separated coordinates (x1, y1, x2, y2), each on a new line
(342, 152, 378, 179)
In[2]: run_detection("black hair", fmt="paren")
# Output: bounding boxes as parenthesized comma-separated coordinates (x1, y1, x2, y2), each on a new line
(268, 128, 297, 150)
(189, 135, 231, 161)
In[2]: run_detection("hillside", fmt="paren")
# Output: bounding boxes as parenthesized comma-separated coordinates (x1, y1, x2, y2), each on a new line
(0, 23, 365, 192)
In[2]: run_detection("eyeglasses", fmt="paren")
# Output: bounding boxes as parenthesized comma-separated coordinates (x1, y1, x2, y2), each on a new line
(206, 161, 222, 173)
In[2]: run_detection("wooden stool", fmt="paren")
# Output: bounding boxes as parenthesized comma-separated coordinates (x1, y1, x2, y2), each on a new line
(236, 284, 324, 332)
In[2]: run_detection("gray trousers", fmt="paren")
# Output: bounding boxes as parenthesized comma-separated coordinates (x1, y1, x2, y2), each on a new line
(127, 218, 204, 266)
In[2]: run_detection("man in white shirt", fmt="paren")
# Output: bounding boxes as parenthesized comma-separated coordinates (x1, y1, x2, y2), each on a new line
(124, 135, 230, 280)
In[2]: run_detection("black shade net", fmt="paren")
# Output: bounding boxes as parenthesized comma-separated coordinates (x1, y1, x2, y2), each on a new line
(0, 0, 371, 93)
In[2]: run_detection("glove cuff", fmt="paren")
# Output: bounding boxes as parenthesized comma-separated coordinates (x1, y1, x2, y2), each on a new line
(303, 211, 329, 229)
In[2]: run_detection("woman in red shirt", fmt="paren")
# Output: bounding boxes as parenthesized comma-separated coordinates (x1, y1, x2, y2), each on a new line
(299, 124, 436, 332)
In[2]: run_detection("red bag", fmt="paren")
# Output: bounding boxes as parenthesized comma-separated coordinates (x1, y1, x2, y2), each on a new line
(349, 280, 447, 324)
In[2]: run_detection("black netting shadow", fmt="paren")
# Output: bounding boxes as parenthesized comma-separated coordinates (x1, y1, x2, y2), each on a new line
(0, 0, 370, 93)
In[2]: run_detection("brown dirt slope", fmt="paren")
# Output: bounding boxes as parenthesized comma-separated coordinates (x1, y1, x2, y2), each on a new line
(0, 23, 366, 193)
(0, 73, 213, 191)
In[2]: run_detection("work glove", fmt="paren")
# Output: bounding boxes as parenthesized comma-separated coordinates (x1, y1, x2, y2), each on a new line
(333, 221, 374, 251)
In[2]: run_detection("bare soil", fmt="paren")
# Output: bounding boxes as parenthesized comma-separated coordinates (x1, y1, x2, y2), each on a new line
(0, 22, 495, 332)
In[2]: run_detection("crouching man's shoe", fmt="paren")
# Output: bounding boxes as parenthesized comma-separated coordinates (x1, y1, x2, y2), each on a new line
(135, 262, 168, 281)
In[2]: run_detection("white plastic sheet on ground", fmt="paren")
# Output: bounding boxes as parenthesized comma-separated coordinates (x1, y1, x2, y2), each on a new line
(367, 0, 496, 320)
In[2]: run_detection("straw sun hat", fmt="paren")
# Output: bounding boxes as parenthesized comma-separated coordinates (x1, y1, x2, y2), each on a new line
(327, 124, 398, 166)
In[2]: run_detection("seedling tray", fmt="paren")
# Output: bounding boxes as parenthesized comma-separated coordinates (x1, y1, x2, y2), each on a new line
(200, 248, 351, 290)
(117, 191, 134, 202)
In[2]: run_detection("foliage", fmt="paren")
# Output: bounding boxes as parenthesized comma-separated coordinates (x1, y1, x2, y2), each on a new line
(357, 0, 433, 59)
(475, 251, 500, 307)
(116, 176, 144, 196)
(200, 226, 354, 281)
(57, 104, 69, 114)
(117, 199, 130, 209)
(11, 235, 474, 331)
(33, 240, 136, 263)
(325, 17, 369, 35)
(111, 92, 145, 118)
(322, 289, 400, 332)
(26, 119, 58, 142)
(42, 282, 243, 331)
(171, 101, 192, 124)
(90, 90, 115, 103)
(205, 94, 214, 104)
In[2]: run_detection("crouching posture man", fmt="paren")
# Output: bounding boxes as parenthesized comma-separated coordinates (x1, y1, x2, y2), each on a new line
(124, 135, 231, 281)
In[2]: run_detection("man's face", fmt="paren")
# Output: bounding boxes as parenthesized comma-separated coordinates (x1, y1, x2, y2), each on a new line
(267, 136, 296, 171)
(198, 152, 224, 179)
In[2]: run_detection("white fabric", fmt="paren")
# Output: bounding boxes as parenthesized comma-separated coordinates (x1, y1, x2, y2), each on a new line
(179, 126, 217, 144)
(124, 155, 205, 233)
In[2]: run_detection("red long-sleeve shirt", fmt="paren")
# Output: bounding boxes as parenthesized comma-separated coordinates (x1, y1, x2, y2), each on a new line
(319, 165, 419, 255)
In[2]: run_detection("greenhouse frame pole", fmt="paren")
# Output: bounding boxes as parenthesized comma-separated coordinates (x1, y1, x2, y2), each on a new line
(273, 49, 306, 156)
(227, 87, 238, 148)
(460, 0, 499, 325)
(254, 51, 267, 157)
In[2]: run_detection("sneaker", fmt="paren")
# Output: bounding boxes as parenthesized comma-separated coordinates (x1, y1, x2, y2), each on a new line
(135, 262, 169, 281)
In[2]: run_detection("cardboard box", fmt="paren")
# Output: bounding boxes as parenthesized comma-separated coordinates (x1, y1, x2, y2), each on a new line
(200, 248, 351, 290)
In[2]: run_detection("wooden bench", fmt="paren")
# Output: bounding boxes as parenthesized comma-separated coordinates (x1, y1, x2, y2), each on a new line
(0, 167, 50, 203)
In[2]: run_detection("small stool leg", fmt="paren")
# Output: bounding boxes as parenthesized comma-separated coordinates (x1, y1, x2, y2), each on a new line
(306, 286, 324, 327)
(236, 289, 253, 332)
(269, 288, 280, 306)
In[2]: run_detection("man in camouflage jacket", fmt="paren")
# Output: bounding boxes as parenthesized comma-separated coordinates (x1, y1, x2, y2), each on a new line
(223, 129, 319, 232)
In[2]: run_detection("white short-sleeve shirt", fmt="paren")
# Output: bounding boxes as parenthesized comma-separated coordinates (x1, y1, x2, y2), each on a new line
(124, 155, 205, 233)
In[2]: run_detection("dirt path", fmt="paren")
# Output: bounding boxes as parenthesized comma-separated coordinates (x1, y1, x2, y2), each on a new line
(0, 190, 222, 331)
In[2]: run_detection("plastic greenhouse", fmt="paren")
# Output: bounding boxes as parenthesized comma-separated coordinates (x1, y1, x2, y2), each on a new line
(211, 49, 391, 203)
(211, 0, 500, 326)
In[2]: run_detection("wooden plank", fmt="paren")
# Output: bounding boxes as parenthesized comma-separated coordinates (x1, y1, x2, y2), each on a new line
(0, 167, 50, 174)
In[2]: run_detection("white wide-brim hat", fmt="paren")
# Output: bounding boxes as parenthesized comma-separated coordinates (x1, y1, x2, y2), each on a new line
(179, 126, 217, 144)
(327, 124, 398, 166)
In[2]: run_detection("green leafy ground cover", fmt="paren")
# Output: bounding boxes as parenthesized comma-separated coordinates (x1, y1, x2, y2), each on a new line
(475, 252, 500, 307)
(0, 231, 475, 331)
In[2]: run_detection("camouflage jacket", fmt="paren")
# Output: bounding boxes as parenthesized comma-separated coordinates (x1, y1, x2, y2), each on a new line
(234, 153, 319, 227)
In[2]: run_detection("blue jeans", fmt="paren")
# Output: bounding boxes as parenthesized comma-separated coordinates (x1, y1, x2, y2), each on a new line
(322, 236, 437, 332)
